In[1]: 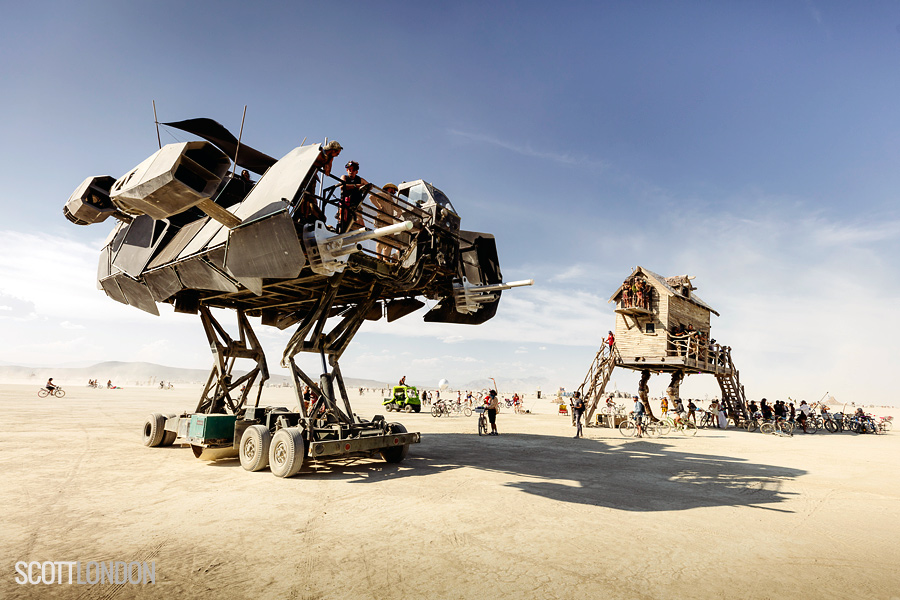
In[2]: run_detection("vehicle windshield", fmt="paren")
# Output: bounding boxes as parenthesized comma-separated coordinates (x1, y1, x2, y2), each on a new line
(401, 182, 457, 214)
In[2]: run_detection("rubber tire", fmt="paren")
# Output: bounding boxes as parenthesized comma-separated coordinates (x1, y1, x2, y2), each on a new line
(882, 420, 892, 432)
(463, 407, 472, 417)
(142, 413, 166, 447)
(803, 421, 817, 434)
(780, 421, 794, 435)
(431, 406, 440, 418)
(682, 422, 698, 436)
(380, 423, 410, 463)
(656, 422, 671, 436)
(747, 419, 759, 433)
(413, 405, 421, 413)
(402, 404, 413, 413)
(619, 421, 636, 437)
(161, 430, 177, 446)
(240, 425, 271, 472)
(269, 427, 306, 478)
(54, 389, 66, 398)
(478, 416, 488, 436)
(645, 423, 660, 438)
(385, 403, 394, 412)
(760, 422, 775, 435)
(825, 420, 837, 433)
(38, 388, 49, 398)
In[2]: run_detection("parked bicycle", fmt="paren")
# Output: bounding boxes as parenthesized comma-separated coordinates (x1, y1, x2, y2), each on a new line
(431, 399, 450, 417)
(38, 386, 66, 398)
(475, 406, 489, 436)
(760, 416, 793, 436)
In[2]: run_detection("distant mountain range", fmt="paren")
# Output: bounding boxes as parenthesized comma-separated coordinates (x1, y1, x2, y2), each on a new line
(0, 361, 388, 389)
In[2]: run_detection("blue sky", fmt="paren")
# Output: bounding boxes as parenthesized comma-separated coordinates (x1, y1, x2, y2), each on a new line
(2, 2, 900, 403)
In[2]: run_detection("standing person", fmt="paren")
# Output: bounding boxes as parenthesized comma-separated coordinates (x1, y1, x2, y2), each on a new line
(338, 161, 369, 233)
(633, 395, 645, 437)
(687, 399, 697, 425)
(660, 396, 669, 418)
(709, 399, 720, 428)
(487, 389, 500, 435)
(572, 391, 586, 438)
(607, 331, 615, 352)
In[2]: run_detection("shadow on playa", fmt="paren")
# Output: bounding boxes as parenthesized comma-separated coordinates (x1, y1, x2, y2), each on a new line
(272, 432, 805, 513)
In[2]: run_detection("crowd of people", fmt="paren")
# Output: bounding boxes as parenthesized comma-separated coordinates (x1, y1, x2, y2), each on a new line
(619, 276, 653, 310)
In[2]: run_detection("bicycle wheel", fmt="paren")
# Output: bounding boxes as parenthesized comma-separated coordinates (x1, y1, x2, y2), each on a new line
(778, 421, 793, 435)
(881, 420, 892, 432)
(655, 421, 671, 436)
(760, 422, 775, 435)
(478, 416, 488, 436)
(645, 423, 660, 438)
(803, 420, 817, 434)
(824, 419, 837, 433)
(463, 407, 472, 417)
(619, 420, 636, 437)
(37, 388, 49, 398)
(54, 389, 66, 398)
(746, 418, 759, 432)
(682, 422, 698, 436)
(431, 406, 440, 418)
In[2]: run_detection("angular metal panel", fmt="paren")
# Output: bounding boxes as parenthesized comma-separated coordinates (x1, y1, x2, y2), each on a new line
(144, 266, 184, 302)
(176, 256, 240, 293)
(99, 276, 128, 305)
(386, 298, 425, 322)
(205, 145, 320, 249)
(224, 206, 305, 279)
(111, 215, 170, 277)
(115, 274, 160, 316)
(148, 217, 209, 268)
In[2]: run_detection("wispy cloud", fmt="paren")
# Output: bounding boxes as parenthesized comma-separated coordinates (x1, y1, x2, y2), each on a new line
(447, 129, 608, 170)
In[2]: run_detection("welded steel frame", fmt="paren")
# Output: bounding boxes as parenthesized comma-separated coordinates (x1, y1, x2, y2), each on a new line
(280, 272, 383, 426)
(195, 305, 269, 414)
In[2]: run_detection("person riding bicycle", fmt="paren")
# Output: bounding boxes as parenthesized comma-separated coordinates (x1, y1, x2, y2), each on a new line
(797, 400, 812, 433)
(487, 390, 500, 436)
(46, 378, 58, 393)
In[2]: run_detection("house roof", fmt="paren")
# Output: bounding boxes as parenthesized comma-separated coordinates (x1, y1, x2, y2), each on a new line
(608, 266, 720, 317)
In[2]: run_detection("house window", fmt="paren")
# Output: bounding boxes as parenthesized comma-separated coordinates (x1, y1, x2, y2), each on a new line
(645, 322, 655, 334)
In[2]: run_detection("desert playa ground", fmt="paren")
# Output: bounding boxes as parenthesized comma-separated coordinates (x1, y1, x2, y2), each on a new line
(1, 383, 898, 600)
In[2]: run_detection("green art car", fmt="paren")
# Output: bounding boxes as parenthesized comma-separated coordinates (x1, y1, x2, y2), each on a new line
(383, 386, 422, 413)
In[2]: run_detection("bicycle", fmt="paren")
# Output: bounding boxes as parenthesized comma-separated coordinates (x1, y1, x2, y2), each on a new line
(38, 387, 66, 398)
(663, 415, 698, 437)
(475, 406, 489, 436)
(430, 400, 450, 417)
(760, 416, 793, 436)
(619, 413, 659, 438)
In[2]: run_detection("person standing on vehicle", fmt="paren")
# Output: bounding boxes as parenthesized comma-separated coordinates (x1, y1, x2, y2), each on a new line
(487, 389, 500, 435)
(572, 391, 585, 438)
(338, 160, 369, 233)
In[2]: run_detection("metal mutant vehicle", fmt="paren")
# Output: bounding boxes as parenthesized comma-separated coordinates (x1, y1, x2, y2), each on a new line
(64, 117, 531, 477)
(383, 385, 422, 413)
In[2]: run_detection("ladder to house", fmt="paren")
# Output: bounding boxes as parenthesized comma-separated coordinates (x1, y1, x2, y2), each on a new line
(577, 344, 618, 426)
(715, 348, 749, 425)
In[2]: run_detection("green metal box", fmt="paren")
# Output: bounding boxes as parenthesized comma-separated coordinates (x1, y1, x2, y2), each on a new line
(188, 413, 237, 440)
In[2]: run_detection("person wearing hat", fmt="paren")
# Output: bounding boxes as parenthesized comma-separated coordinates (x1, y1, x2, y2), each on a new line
(338, 160, 370, 233)
(370, 182, 399, 258)
(315, 140, 342, 177)
(487, 389, 500, 435)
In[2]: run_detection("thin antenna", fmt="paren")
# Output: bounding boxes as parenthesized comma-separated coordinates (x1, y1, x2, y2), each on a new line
(233, 105, 247, 171)
(152, 100, 161, 149)
(301, 136, 307, 146)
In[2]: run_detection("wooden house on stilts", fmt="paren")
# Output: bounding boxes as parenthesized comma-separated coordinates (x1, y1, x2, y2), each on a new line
(577, 266, 749, 426)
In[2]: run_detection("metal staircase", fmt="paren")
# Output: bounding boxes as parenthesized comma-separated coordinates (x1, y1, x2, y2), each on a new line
(577, 344, 619, 427)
